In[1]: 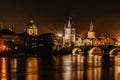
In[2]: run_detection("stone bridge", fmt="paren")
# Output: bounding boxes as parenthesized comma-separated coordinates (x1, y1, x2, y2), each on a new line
(72, 45, 120, 56)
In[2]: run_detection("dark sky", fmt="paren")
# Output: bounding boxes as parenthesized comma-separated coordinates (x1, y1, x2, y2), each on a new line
(0, 0, 120, 37)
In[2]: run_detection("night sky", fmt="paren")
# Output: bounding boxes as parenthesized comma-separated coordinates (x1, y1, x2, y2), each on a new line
(0, 0, 120, 37)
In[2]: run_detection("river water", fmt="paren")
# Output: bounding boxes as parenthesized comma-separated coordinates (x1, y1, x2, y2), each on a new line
(0, 54, 120, 80)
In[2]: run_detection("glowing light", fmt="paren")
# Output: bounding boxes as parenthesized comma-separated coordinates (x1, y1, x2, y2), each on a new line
(0, 39, 10, 52)
(0, 58, 7, 80)
(57, 33, 63, 37)
(26, 58, 38, 80)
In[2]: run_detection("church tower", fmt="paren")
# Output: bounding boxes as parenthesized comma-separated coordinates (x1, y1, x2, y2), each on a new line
(87, 20, 95, 38)
(25, 20, 38, 36)
(64, 18, 76, 47)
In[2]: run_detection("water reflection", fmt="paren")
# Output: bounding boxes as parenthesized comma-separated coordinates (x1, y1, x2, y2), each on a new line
(114, 56, 120, 80)
(115, 66, 120, 80)
(26, 58, 38, 80)
(1, 54, 120, 80)
(11, 58, 17, 80)
(0, 58, 7, 80)
(53, 55, 102, 80)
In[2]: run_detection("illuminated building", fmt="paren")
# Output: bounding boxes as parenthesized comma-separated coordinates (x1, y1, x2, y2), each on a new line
(92, 37, 100, 46)
(64, 18, 76, 47)
(83, 38, 93, 46)
(75, 38, 84, 46)
(25, 20, 38, 36)
(87, 20, 95, 38)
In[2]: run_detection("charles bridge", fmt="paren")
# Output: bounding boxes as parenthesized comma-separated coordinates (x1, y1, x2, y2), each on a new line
(72, 45, 120, 56)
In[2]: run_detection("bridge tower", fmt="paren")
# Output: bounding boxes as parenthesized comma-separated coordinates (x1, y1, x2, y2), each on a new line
(63, 18, 76, 47)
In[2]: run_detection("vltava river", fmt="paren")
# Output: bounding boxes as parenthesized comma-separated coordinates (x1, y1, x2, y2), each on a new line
(0, 55, 120, 80)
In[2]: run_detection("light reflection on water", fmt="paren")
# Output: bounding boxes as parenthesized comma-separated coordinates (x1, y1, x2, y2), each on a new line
(11, 58, 17, 80)
(0, 58, 7, 80)
(26, 58, 38, 80)
(1, 55, 120, 80)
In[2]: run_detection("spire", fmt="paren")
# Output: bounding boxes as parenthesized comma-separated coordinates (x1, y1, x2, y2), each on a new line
(90, 19, 93, 31)
(67, 17, 72, 28)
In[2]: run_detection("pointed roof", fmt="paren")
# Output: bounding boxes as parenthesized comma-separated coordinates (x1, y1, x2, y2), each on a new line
(89, 19, 94, 31)
(67, 17, 72, 28)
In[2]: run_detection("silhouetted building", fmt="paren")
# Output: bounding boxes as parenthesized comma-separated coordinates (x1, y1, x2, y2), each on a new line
(0, 29, 24, 50)
(37, 33, 60, 56)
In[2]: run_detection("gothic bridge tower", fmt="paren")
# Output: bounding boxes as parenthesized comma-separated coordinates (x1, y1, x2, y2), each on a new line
(64, 18, 76, 47)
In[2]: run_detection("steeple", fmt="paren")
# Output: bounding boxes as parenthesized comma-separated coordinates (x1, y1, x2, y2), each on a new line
(64, 17, 76, 47)
(90, 19, 93, 31)
(88, 19, 95, 38)
(67, 17, 72, 28)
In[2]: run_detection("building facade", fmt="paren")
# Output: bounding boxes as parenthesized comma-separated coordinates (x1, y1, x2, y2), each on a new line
(64, 18, 76, 47)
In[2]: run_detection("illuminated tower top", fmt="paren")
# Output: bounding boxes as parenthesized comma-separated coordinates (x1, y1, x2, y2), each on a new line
(89, 19, 93, 32)
(67, 18, 72, 28)
(88, 19, 95, 38)
(64, 18, 76, 47)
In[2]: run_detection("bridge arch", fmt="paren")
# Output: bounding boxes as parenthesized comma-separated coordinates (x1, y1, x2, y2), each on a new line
(72, 48, 83, 55)
(88, 47, 102, 56)
(109, 48, 120, 56)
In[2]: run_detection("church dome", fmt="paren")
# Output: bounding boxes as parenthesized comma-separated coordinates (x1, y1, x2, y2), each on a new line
(25, 19, 38, 36)
(27, 20, 37, 29)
